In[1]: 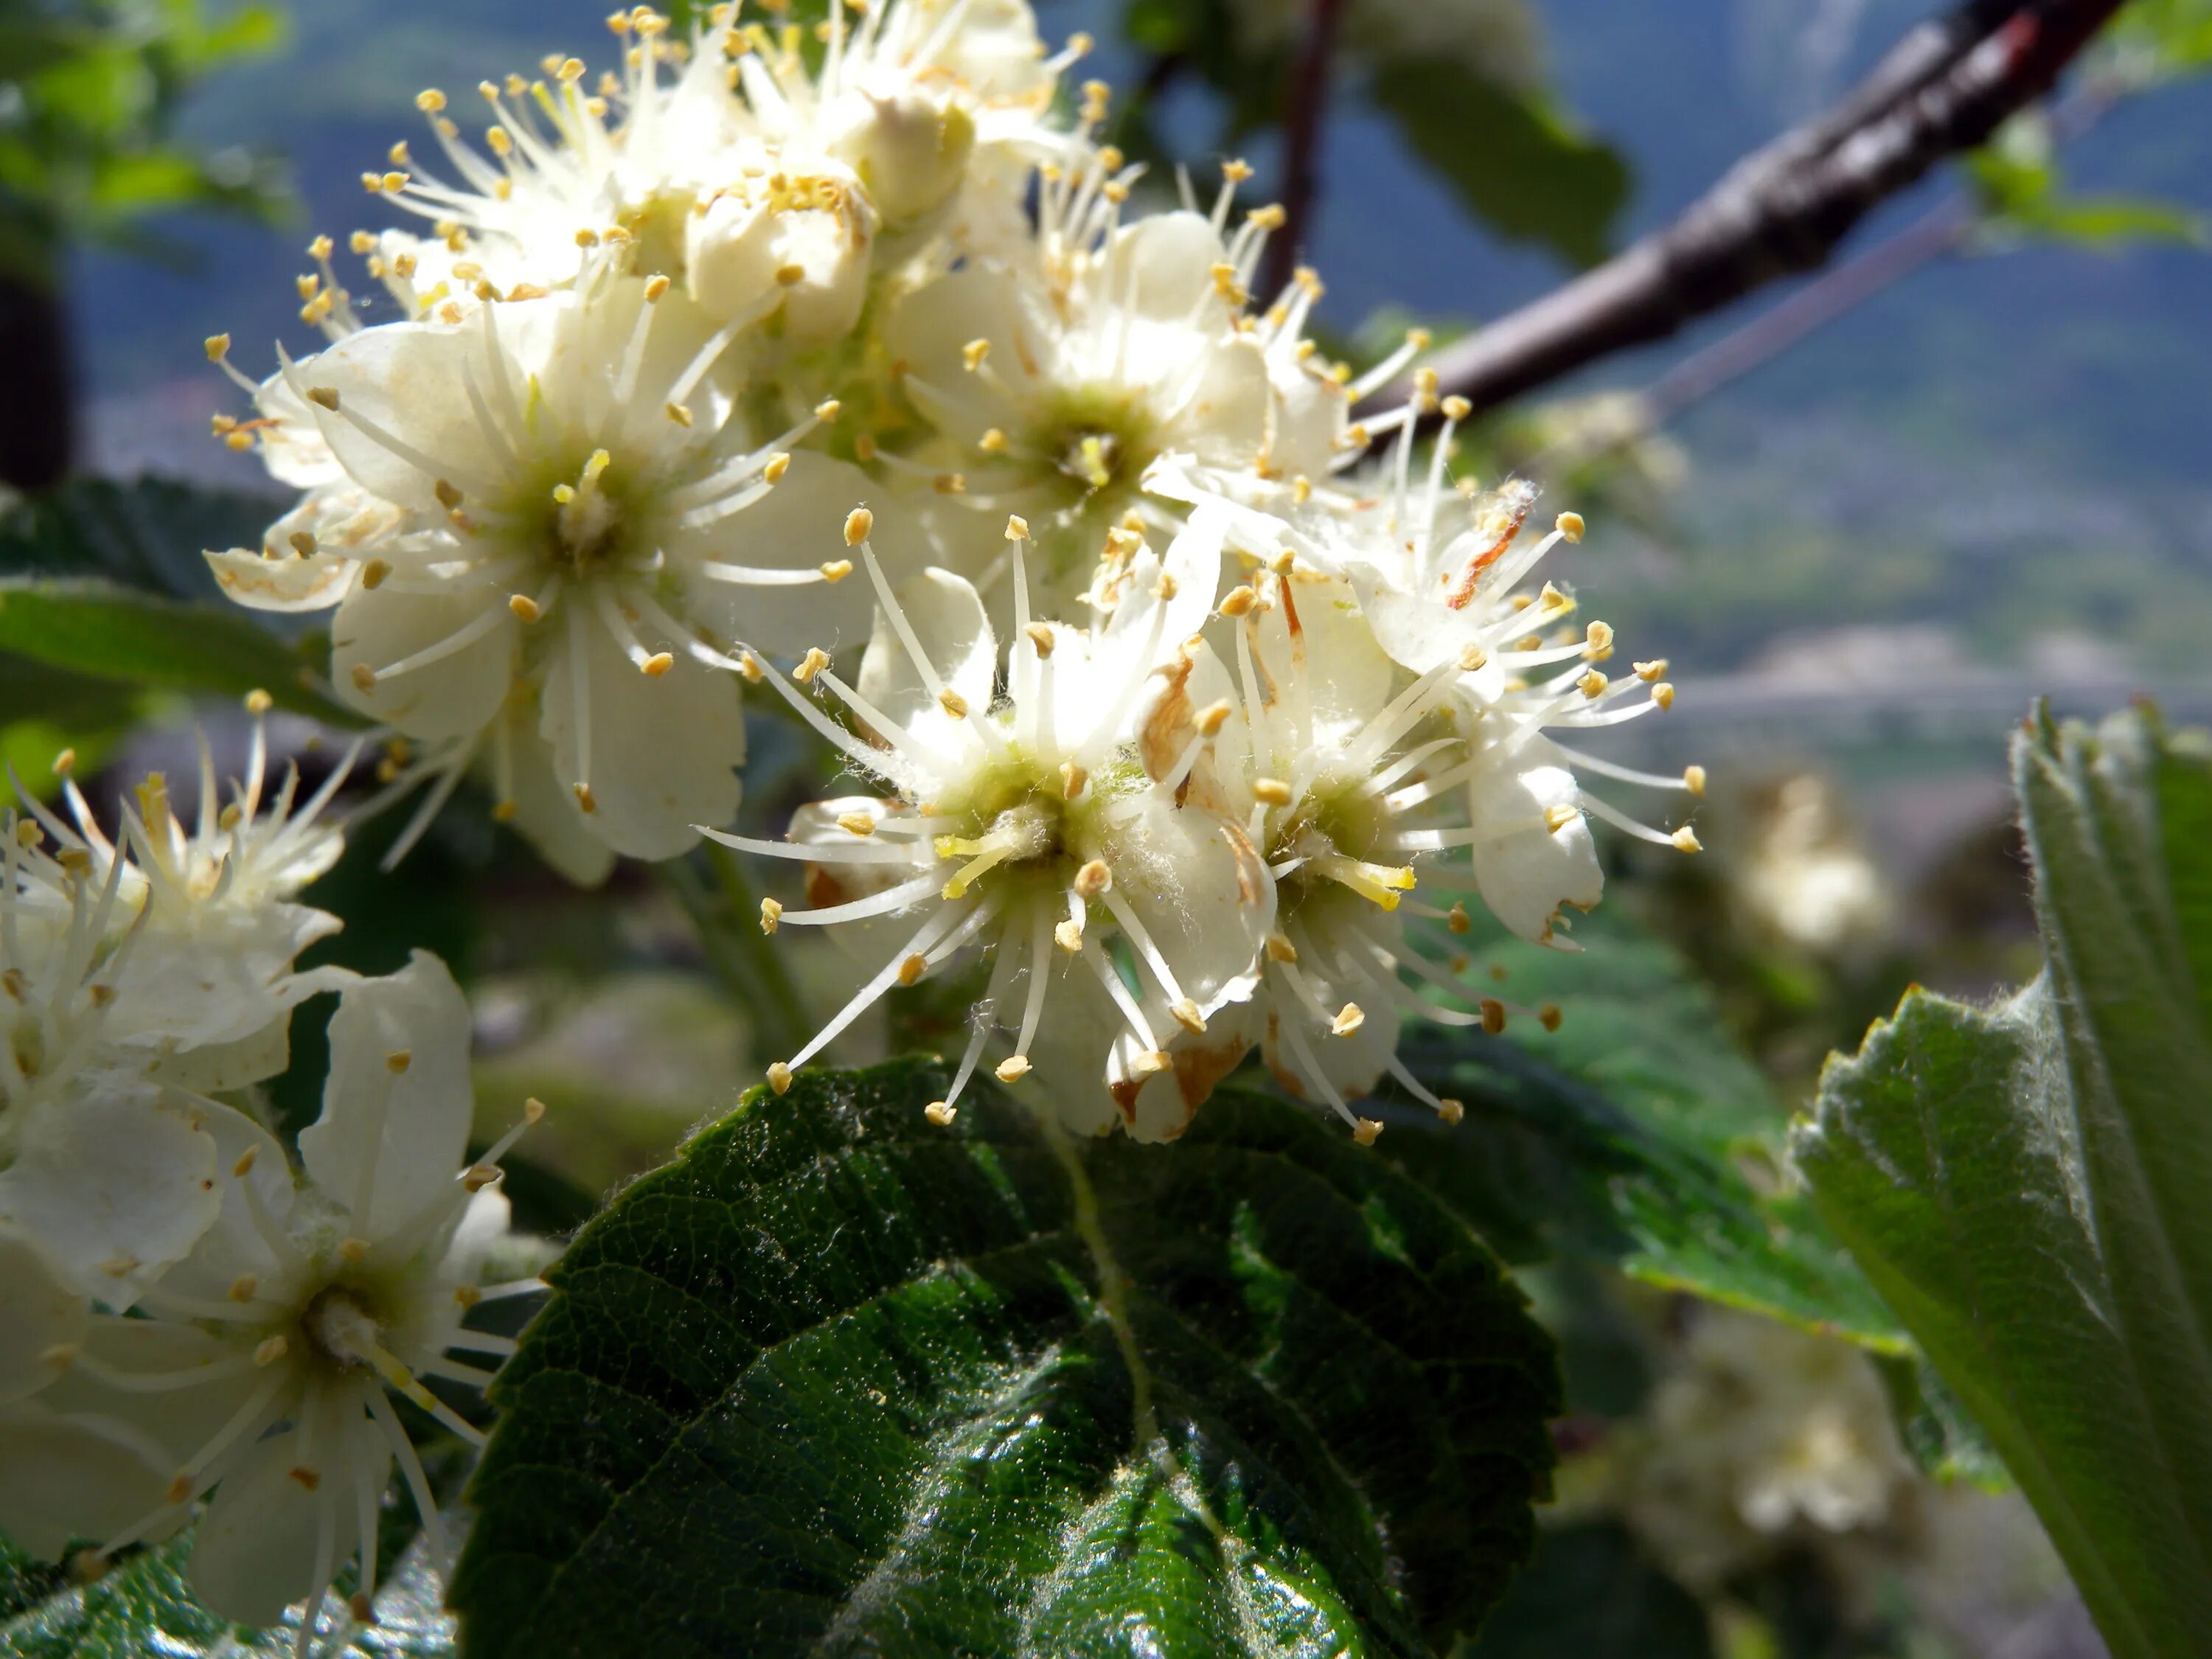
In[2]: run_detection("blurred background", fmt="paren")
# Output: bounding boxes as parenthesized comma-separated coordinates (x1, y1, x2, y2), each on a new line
(6, 1, 2208, 1654)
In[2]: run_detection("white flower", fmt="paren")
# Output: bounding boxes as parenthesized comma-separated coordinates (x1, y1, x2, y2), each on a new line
(1158, 394, 1703, 953)
(1147, 566, 1506, 1137)
(365, 2, 1074, 341)
(210, 272, 880, 874)
(706, 509, 1275, 1138)
(1623, 1307, 1913, 1590)
(1, 726, 354, 1301)
(0, 953, 535, 1646)
(876, 150, 1357, 613)
(18, 721, 354, 1088)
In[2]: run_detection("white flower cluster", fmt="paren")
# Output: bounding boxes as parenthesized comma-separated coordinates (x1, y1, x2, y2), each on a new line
(1, 721, 532, 1647)
(205, 0, 1700, 1141)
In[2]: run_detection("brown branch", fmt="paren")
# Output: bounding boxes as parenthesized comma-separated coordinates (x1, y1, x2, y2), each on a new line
(1388, 0, 2126, 417)
(1260, 0, 1349, 302)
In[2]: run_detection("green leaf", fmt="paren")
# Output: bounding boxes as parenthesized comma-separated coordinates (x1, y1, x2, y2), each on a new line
(1394, 908, 1907, 1352)
(1458, 1523, 1711, 1659)
(0, 476, 285, 600)
(452, 1061, 1560, 1658)
(0, 577, 347, 720)
(0, 1527, 456, 1658)
(1365, 60, 1628, 268)
(1795, 704, 2212, 1659)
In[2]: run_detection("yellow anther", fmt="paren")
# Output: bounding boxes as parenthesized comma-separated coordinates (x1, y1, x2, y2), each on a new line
(306, 386, 340, 411)
(1253, 777, 1293, 807)
(1074, 860, 1112, 898)
(1218, 585, 1257, 618)
(1683, 765, 1707, 796)
(350, 664, 378, 692)
(232, 1147, 259, 1178)
(665, 401, 693, 426)
(1633, 658, 1669, 682)
(844, 507, 873, 546)
(1480, 999, 1507, 1034)
(1652, 683, 1676, 710)
(509, 593, 542, 622)
(1556, 511, 1586, 543)
(1196, 699, 1233, 737)
(818, 559, 852, 583)
(1026, 623, 1057, 658)
(762, 451, 791, 483)
(1331, 1003, 1365, 1037)
(897, 954, 927, 986)
(758, 897, 782, 936)
(1004, 514, 1030, 540)
(574, 782, 598, 813)
(1458, 644, 1488, 672)
(1672, 826, 1702, 853)
(229, 1274, 259, 1303)
(1060, 761, 1088, 799)
(1265, 932, 1298, 964)
(995, 1057, 1032, 1083)
(1584, 621, 1614, 656)
(1132, 1050, 1172, 1077)
(981, 428, 1010, 453)
(1543, 803, 1580, 834)
(1352, 1118, 1382, 1147)
(793, 647, 830, 684)
(774, 262, 806, 286)
(925, 1100, 958, 1126)
(938, 688, 969, 719)
(1054, 919, 1084, 953)
(836, 812, 876, 838)
(1577, 670, 1608, 700)
(386, 1050, 411, 1074)
(1170, 999, 1206, 1035)
(962, 338, 991, 370)
(767, 1062, 794, 1095)
(641, 652, 674, 678)
(1447, 902, 1471, 935)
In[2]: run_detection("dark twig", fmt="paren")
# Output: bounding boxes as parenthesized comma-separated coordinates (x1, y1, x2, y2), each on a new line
(1260, 0, 1349, 302)
(1385, 0, 2126, 417)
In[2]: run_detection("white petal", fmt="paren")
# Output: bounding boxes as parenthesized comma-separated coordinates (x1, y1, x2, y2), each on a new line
(332, 582, 516, 742)
(1091, 796, 1274, 1016)
(147, 1101, 293, 1308)
(291, 323, 504, 512)
(495, 714, 619, 888)
(190, 1412, 373, 1630)
(877, 267, 1035, 442)
(855, 566, 997, 735)
(0, 1082, 221, 1310)
(206, 549, 358, 613)
(538, 612, 747, 858)
(664, 451, 881, 650)
(0, 1225, 88, 1404)
(298, 952, 473, 1241)
(1469, 762, 1604, 945)
(0, 1401, 178, 1560)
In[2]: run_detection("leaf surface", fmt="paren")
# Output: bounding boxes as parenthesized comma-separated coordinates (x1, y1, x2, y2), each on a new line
(453, 1063, 1560, 1658)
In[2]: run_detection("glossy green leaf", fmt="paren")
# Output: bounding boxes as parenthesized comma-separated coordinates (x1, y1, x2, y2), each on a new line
(1365, 60, 1628, 268)
(1394, 908, 1906, 1352)
(1795, 705, 2212, 1659)
(453, 1061, 1559, 1658)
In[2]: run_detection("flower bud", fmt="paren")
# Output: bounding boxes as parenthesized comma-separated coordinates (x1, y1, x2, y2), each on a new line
(685, 170, 876, 347)
(830, 93, 975, 226)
